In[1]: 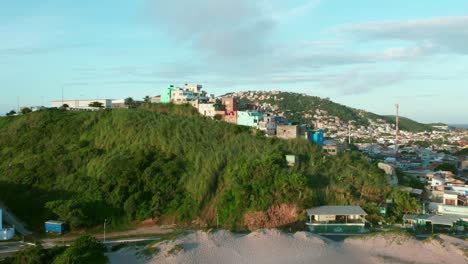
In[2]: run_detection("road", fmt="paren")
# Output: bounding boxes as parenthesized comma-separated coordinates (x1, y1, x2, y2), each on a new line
(0, 200, 33, 236)
(0, 237, 161, 259)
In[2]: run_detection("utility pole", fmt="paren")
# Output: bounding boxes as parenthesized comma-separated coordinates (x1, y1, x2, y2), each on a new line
(103, 218, 107, 243)
(348, 120, 352, 145)
(395, 103, 399, 156)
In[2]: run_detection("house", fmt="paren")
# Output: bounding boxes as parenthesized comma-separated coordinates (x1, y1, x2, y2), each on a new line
(306, 205, 367, 233)
(431, 175, 445, 188)
(198, 103, 217, 117)
(150, 96, 161, 103)
(236, 110, 263, 128)
(0, 208, 15, 241)
(443, 191, 459, 206)
(404, 211, 468, 233)
(322, 140, 344, 155)
(276, 124, 308, 139)
(160, 85, 174, 103)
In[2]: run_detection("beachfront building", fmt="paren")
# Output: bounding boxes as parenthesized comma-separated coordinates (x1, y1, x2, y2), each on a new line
(306, 206, 367, 234)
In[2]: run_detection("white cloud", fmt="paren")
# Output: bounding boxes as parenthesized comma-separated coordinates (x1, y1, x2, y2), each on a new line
(337, 16, 468, 55)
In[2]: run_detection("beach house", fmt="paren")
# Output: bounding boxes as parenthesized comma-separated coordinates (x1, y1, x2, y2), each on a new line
(306, 205, 367, 234)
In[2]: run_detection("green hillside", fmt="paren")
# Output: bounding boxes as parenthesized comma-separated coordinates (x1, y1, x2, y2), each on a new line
(242, 91, 435, 132)
(0, 105, 417, 231)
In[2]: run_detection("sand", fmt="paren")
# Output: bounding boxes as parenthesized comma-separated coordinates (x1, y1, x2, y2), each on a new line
(107, 230, 468, 264)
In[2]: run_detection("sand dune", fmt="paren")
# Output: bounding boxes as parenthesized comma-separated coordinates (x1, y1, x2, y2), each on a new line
(107, 230, 468, 264)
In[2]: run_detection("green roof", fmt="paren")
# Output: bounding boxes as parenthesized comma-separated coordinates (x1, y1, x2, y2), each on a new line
(306, 206, 367, 216)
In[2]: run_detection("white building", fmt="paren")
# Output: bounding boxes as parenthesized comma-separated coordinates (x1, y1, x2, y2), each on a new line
(198, 103, 216, 117)
(51, 99, 113, 109)
(0, 208, 15, 241)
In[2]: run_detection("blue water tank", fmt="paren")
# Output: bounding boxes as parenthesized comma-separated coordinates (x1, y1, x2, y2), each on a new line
(45, 221, 67, 234)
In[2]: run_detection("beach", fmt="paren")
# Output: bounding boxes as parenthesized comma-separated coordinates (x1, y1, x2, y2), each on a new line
(107, 229, 468, 264)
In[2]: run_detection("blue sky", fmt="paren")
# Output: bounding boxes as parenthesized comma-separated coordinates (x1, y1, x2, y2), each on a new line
(1, 0, 468, 123)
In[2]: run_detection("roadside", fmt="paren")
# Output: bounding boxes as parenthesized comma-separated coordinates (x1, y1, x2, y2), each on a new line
(43, 224, 174, 243)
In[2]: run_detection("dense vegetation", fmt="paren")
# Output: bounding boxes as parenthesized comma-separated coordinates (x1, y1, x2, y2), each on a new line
(0, 235, 107, 264)
(243, 91, 436, 132)
(0, 105, 418, 231)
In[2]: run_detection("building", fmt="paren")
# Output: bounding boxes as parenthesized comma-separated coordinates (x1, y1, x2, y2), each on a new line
(111, 99, 129, 109)
(276, 124, 308, 139)
(51, 99, 113, 110)
(236, 110, 263, 128)
(198, 103, 218, 117)
(285, 155, 298, 167)
(45, 220, 67, 234)
(161, 85, 175, 104)
(403, 212, 468, 233)
(0, 208, 15, 241)
(309, 129, 324, 146)
(322, 140, 344, 155)
(306, 205, 367, 233)
(150, 96, 161, 103)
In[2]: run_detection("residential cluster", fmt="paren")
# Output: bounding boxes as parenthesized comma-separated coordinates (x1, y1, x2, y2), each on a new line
(154, 85, 327, 147)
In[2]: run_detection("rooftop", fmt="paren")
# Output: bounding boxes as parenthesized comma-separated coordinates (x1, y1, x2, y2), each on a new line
(306, 205, 367, 216)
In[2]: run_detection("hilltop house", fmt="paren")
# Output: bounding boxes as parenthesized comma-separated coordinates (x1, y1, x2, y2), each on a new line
(306, 205, 367, 234)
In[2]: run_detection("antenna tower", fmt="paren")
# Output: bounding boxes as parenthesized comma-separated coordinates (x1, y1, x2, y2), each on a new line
(395, 103, 399, 154)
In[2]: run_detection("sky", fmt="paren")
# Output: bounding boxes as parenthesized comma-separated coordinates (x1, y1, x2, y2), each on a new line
(1, 0, 468, 123)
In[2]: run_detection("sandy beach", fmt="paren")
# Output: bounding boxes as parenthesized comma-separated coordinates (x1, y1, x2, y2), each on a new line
(106, 229, 468, 264)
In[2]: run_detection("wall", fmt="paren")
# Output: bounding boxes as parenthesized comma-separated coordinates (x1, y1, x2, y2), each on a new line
(51, 99, 112, 109)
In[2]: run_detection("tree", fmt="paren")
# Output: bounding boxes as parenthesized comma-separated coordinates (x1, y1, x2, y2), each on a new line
(435, 163, 458, 174)
(143, 96, 151, 102)
(213, 114, 223, 121)
(89, 101, 104, 108)
(1, 244, 65, 264)
(21, 107, 32, 114)
(6, 110, 16, 116)
(52, 235, 107, 264)
(124, 97, 135, 106)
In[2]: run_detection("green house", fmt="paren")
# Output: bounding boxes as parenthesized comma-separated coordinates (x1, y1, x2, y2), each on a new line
(161, 85, 174, 104)
(306, 206, 367, 234)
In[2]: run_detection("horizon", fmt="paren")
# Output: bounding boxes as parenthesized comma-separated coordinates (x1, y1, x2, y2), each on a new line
(1, 0, 468, 123)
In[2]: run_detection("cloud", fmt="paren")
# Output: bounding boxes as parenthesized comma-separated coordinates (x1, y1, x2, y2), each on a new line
(0, 42, 94, 57)
(144, 0, 275, 59)
(337, 16, 468, 55)
(273, 0, 322, 22)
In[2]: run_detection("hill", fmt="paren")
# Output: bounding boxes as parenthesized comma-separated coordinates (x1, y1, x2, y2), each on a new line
(0, 105, 417, 231)
(236, 91, 436, 132)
